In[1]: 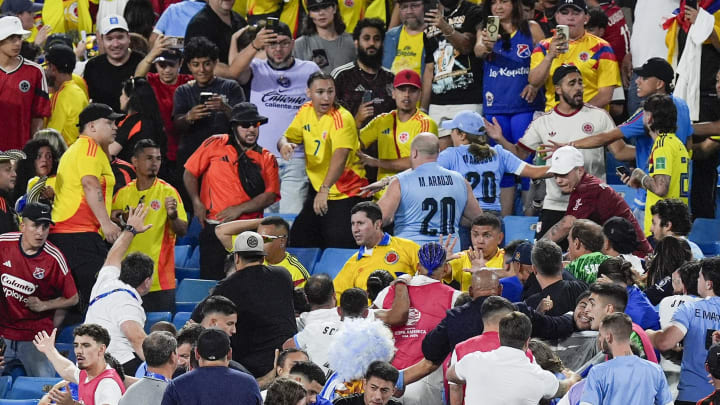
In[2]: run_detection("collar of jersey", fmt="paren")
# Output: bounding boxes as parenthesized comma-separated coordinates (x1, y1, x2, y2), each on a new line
(357, 233, 391, 260)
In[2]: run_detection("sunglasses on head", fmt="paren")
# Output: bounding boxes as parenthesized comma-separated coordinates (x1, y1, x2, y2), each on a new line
(261, 234, 287, 243)
(238, 121, 262, 128)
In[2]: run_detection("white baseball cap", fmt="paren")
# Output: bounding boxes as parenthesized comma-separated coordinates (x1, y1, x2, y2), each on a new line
(233, 231, 267, 256)
(547, 146, 585, 175)
(0, 16, 31, 41)
(100, 14, 129, 35)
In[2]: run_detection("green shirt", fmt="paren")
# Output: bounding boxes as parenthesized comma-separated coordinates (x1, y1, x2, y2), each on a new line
(567, 252, 609, 284)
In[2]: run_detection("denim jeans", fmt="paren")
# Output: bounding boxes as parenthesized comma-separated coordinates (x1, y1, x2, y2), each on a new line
(2, 338, 56, 377)
(266, 157, 309, 215)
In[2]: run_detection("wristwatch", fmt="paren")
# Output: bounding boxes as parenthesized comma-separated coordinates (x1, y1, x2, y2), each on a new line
(123, 225, 138, 235)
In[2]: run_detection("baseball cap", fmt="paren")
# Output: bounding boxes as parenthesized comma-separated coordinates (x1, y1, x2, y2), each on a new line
(100, 14, 129, 35)
(556, 0, 587, 13)
(22, 202, 54, 224)
(233, 231, 267, 256)
(306, 0, 335, 10)
(547, 146, 584, 175)
(509, 241, 533, 265)
(78, 103, 124, 129)
(552, 64, 581, 85)
(152, 49, 182, 64)
(708, 343, 720, 379)
(270, 21, 293, 38)
(0, 149, 26, 163)
(602, 216, 638, 254)
(440, 111, 486, 136)
(393, 69, 422, 89)
(0, 16, 31, 41)
(634, 57, 674, 85)
(1, 0, 42, 14)
(197, 329, 231, 361)
(45, 44, 77, 72)
(229, 102, 269, 125)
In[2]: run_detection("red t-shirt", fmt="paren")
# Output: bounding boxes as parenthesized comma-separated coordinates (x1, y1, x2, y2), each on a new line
(599, 1, 630, 64)
(0, 232, 76, 341)
(567, 173, 652, 256)
(0, 57, 51, 150)
(146, 72, 193, 161)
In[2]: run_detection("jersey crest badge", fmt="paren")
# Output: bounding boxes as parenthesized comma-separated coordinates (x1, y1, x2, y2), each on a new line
(485, 91, 494, 107)
(578, 52, 590, 62)
(516, 44, 531, 58)
(406, 307, 421, 326)
(344, 0, 354, 7)
(19, 80, 30, 93)
(322, 131, 328, 140)
(398, 132, 410, 143)
(582, 123, 594, 134)
(33, 267, 45, 280)
(385, 251, 399, 264)
(151, 199, 161, 210)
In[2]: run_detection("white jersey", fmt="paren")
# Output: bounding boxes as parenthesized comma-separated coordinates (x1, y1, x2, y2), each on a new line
(518, 104, 615, 211)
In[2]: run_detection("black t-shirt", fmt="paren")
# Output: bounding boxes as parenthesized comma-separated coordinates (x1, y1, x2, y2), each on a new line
(212, 264, 297, 377)
(172, 77, 245, 165)
(522, 269, 577, 300)
(333, 393, 401, 405)
(524, 278, 588, 317)
(332, 62, 395, 124)
(421, 296, 488, 364)
(423, 0, 484, 105)
(84, 51, 144, 112)
(185, 5, 247, 64)
(0, 194, 18, 234)
(115, 113, 167, 162)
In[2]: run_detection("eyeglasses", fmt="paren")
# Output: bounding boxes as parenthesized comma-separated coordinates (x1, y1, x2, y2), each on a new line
(261, 234, 287, 243)
(238, 121, 263, 128)
(268, 40, 293, 49)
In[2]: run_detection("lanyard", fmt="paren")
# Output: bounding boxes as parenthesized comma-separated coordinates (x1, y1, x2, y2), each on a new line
(145, 370, 169, 382)
(88, 288, 138, 307)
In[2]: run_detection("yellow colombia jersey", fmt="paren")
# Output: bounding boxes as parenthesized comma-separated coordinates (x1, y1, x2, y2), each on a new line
(530, 32, 621, 111)
(48, 79, 89, 146)
(445, 248, 505, 292)
(113, 178, 188, 292)
(333, 233, 419, 302)
(27, 175, 56, 194)
(337, 0, 368, 33)
(227, 235, 311, 287)
(390, 26, 425, 75)
(285, 102, 367, 200)
(644, 132, 689, 235)
(52, 135, 114, 233)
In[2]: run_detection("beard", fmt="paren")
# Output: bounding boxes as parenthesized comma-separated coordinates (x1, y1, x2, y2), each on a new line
(268, 54, 293, 70)
(357, 45, 383, 69)
(561, 89, 583, 109)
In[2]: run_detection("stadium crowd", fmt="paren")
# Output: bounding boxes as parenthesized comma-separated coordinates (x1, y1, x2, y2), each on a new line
(3, 0, 720, 403)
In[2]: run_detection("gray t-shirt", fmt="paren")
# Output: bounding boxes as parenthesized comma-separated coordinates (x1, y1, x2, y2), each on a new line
(119, 377, 168, 405)
(293, 33, 356, 74)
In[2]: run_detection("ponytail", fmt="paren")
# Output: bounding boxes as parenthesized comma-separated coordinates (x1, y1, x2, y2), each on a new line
(466, 132, 496, 163)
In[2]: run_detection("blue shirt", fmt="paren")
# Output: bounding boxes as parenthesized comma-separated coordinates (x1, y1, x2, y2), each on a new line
(437, 144, 525, 211)
(161, 366, 262, 405)
(394, 162, 468, 246)
(580, 355, 671, 405)
(672, 296, 720, 401)
(154, 1, 205, 37)
(626, 285, 661, 330)
(619, 94, 692, 205)
(500, 276, 523, 303)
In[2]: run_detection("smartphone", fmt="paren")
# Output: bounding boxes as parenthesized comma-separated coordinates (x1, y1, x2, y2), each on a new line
(167, 36, 184, 49)
(362, 90, 373, 104)
(686, 0, 697, 9)
(616, 166, 631, 177)
(486, 16, 500, 41)
(267, 17, 279, 31)
(138, 195, 146, 205)
(556, 24, 569, 53)
(199, 92, 214, 104)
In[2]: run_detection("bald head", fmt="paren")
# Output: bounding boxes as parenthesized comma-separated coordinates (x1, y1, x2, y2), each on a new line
(411, 133, 439, 157)
(469, 270, 501, 299)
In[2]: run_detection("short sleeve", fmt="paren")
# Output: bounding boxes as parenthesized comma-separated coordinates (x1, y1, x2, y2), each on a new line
(530, 40, 550, 70)
(77, 153, 106, 182)
(172, 85, 194, 118)
(54, 256, 78, 299)
(359, 115, 381, 148)
(184, 136, 221, 177)
(332, 255, 360, 302)
(294, 326, 310, 349)
(498, 147, 526, 175)
(330, 112, 359, 151)
(518, 121, 543, 151)
(424, 36, 438, 64)
(655, 366, 673, 405)
(226, 81, 246, 105)
(172, 186, 189, 223)
(537, 368, 560, 399)
(670, 300, 694, 335)
(261, 153, 281, 196)
(650, 143, 675, 177)
(114, 303, 146, 325)
(619, 109, 645, 138)
(579, 366, 602, 404)
(427, 118, 439, 135)
(595, 45, 622, 89)
(459, 4, 482, 33)
(453, 352, 477, 381)
(31, 69, 51, 118)
(154, 9, 171, 34)
(284, 110, 305, 144)
(437, 149, 454, 169)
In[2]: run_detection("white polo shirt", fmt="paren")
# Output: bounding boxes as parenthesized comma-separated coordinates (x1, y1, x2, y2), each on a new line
(84, 265, 146, 364)
(455, 346, 559, 404)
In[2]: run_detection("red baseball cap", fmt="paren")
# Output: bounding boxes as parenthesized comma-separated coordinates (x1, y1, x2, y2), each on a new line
(393, 69, 422, 89)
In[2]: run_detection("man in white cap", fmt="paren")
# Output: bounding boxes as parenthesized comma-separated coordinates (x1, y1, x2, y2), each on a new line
(210, 231, 297, 378)
(0, 16, 50, 150)
(83, 14, 144, 111)
(540, 145, 651, 256)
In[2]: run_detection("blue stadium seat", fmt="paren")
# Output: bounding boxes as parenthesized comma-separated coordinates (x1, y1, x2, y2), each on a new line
(6, 377, 61, 399)
(174, 245, 192, 268)
(185, 246, 200, 269)
(175, 267, 200, 282)
(0, 400, 39, 405)
(56, 324, 80, 344)
(173, 312, 192, 330)
(176, 217, 201, 247)
(145, 312, 172, 333)
(313, 248, 356, 279)
(175, 279, 216, 312)
(502, 216, 538, 246)
(608, 184, 637, 211)
(286, 247, 321, 275)
(689, 218, 720, 256)
(55, 343, 76, 364)
(0, 376, 12, 399)
(275, 213, 298, 226)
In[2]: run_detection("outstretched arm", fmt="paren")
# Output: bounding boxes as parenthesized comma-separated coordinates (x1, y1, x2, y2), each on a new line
(33, 329, 78, 383)
(104, 204, 153, 268)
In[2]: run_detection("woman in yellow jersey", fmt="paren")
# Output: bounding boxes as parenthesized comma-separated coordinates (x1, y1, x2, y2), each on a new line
(15, 137, 60, 204)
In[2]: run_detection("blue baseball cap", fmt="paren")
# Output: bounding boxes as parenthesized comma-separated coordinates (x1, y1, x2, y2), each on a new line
(440, 111, 486, 136)
(509, 241, 533, 265)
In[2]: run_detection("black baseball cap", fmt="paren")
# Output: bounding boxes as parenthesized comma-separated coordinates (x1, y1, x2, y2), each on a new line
(1, 0, 42, 14)
(230, 102, 268, 125)
(552, 64, 581, 85)
(22, 202, 54, 224)
(45, 33, 73, 51)
(197, 329, 231, 361)
(78, 103, 123, 128)
(270, 21, 293, 38)
(557, 0, 587, 13)
(634, 57, 674, 85)
(602, 216, 638, 254)
(306, 0, 335, 10)
(707, 343, 720, 379)
(45, 44, 76, 72)
(152, 49, 182, 64)
(509, 241, 533, 265)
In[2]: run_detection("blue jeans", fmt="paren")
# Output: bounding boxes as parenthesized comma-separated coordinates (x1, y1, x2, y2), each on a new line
(266, 157, 309, 215)
(2, 338, 56, 377)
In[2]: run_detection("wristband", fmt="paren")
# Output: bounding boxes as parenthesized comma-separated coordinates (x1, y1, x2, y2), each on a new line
(123, 225, 138, 235)
(251, 42, 261, 51)
(320, 184, 331, 192)
(395, 370, 404, 391)
(640, 174, 649, 189)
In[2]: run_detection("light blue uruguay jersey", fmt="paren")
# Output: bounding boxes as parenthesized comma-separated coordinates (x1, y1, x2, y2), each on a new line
(394, 162, 468, 246)
(671, 296, 720, 402)
(438, 144, 526, 211)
